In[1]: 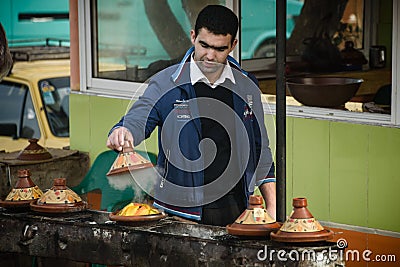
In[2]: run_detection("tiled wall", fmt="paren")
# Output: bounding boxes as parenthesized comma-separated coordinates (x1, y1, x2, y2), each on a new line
(70, 93, 400, 232)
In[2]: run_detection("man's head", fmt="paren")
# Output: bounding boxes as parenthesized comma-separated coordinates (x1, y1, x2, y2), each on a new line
(194, 5, 238, 45)
(191, 5, 238, 80)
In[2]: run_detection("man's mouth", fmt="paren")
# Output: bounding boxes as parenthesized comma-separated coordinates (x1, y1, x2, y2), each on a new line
(201, 60, 217, 69)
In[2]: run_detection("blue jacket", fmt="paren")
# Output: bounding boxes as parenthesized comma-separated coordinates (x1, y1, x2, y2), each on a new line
(111, 47, 275, 220)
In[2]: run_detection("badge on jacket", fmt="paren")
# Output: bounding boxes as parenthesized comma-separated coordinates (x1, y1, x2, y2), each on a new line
(174, 100, 191, 121)
(244, 94, 254, 120)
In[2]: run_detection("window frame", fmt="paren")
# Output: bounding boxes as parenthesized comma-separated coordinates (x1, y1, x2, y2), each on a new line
(243, 0, 397, 127)
(78, 0, 236, 98)
(78, 0, 399, 126)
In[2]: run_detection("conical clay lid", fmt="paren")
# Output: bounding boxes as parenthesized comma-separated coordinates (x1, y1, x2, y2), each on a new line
(271, 197, 333, 242)
(107, 141, 153, 176)
(17, 138, 52, 161)
(226, 195, 281, 237)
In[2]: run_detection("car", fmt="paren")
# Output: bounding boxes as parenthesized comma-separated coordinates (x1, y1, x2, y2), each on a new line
(0, 44, 70, 152)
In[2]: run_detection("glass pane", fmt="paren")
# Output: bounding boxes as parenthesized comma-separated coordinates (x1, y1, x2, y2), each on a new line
(334, 0, 364, 50)
(39, 77, 70, 137)
(241, 0, 304, 59)
(93, 0, 226, 82)
(241, 0, 365, 60)
(22, 89, 41, 139)
(0, 81, 37, 138)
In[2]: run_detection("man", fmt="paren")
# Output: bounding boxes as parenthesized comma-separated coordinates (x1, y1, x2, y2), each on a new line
(107, 5, 276, 226)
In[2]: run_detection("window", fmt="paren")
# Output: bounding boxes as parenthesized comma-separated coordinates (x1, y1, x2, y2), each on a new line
(39, 77, 70, 137)
(79, 0, 398, 125)
(240, 0, 396, 125)
(0, 81, 40, 139)
(84, 0, 232, 93)
(80, 0, 237, 96)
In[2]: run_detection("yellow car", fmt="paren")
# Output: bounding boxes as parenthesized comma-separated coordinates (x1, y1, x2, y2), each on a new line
(0, 46, 70, 152)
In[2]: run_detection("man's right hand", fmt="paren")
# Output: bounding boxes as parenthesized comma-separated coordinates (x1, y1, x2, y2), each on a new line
(106, 126, 134, 151)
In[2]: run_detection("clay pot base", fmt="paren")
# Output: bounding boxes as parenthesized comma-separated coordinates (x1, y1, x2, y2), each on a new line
(109, 211, 167, 225)
(0, 199, 35, 210)
(226, 222, 281, 237)
(270, 229, 334, 243)
(30, 200, 87, 213)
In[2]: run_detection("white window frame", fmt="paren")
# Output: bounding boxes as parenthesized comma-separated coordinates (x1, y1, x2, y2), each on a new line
(244, 0, 398, 127)
(78, 0, 399, 127)
(78, 0, 236, 99)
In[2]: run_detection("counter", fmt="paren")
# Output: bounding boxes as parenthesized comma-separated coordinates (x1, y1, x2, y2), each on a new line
(0, 209, 345, 266)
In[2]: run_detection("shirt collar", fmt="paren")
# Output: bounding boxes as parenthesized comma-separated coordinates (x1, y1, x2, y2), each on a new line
(190, 53, 236, 89)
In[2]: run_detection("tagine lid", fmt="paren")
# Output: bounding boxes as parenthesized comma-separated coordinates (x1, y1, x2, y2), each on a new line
(0, 169, 43, 209)
(30, 177, 87, 213)
(17, 138, 52, 161)
(107, 141, 154, 176)
(226, 195, 281, 236)
(270, 197, 334, 242)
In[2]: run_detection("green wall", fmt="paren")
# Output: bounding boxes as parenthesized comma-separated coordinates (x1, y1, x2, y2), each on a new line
(286, 117, 400, 232)
(69, 93, 158, 162)
(70, 93, 400, 232)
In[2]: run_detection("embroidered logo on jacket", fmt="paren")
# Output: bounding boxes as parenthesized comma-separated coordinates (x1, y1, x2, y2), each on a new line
(174, 100, 191, 121)
(244, 94, 254, 120)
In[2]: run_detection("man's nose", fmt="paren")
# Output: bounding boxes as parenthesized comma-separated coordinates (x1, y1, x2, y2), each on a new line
(205, 48, 216, 60)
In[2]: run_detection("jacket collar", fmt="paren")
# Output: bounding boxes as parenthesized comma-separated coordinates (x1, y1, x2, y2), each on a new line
(171, 47, 248, 86)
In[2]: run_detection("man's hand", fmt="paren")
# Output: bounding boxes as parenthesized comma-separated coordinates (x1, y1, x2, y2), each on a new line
(106, 126, 134, 151)
(259, 182, 276, 220)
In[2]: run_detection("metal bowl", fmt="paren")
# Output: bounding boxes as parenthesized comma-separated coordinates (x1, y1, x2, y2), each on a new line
(286, 77, 363, 108)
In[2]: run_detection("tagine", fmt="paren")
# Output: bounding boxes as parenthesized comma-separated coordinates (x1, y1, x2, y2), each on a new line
(0, 169, 43, 210)
(16, 138, 52, 161)
(109, 202, 167, 223)
(270, 197, 334, 242)
(30, 177, 87, 213)
(226, 195, 281, 237)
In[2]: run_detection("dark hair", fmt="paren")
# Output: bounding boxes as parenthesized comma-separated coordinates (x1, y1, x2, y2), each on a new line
(194, 5, 238, 44)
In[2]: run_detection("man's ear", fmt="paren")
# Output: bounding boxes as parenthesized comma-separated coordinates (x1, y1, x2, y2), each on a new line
(190, 30, 196, 45)
(231, 38, 238, 51)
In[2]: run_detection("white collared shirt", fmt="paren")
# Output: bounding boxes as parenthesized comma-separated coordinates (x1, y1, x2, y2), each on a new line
(190, 53, 236, 89)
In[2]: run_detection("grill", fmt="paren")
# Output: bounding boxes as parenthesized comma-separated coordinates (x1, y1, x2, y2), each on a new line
(0, 209, 345, 266)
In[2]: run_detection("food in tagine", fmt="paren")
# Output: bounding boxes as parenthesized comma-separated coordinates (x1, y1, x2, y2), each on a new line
(117, 202, 161, 216)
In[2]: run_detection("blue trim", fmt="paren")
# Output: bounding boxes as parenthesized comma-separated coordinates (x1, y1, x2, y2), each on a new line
(172, 47, 194, 82)
(153, 202, 201, 221)
(256, 177, 276, 186)
(227, 55, 248, 76)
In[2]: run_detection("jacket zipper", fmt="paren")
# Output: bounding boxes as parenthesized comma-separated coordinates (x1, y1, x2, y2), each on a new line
(160, 149, 170, 188)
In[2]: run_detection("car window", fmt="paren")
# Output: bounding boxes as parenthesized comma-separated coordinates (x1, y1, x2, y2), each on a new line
(39, 77, 70, 137)
(0, 81, 40, 139)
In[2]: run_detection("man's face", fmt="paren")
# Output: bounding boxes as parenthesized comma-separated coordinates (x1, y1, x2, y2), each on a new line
(191, 28, 237, 74)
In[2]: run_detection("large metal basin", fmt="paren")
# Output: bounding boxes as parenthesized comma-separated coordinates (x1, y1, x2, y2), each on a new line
(286, 77, 363, 108)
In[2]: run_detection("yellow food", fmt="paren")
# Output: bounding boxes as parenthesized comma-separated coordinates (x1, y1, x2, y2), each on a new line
(117, 202, 161, 216)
